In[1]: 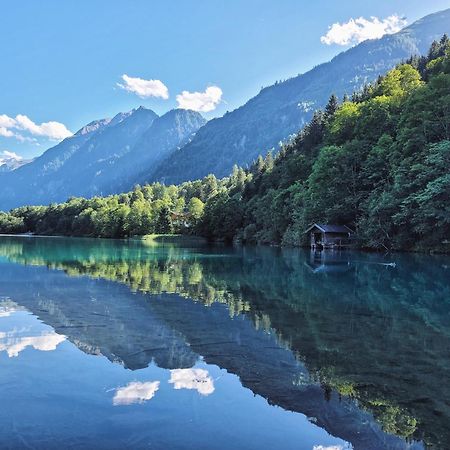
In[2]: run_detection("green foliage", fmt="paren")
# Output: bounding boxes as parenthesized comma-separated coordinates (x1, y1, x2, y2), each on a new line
(0, 165, 250, 240)
(0, 212, 25, 234)
(213, 37, 450, 252)
(200, 192, 244, 242)
(188, 197, 205, 221)
(1, 38, 449, 252)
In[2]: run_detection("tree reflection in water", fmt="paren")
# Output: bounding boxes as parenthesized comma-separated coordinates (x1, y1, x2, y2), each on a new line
(0, 236, 448, 449)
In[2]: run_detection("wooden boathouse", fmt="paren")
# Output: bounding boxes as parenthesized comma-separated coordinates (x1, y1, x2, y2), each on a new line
(305, 224, 355, 249)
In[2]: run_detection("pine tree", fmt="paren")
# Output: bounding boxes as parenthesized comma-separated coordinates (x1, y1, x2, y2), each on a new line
(324, 94, 339, 119)
(255, 155, 265, 175)
(428, 40, 440, 60)
(264, 151, 274, 171)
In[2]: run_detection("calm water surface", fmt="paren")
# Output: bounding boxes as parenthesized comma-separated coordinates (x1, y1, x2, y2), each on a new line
(0, 236, 449, 450)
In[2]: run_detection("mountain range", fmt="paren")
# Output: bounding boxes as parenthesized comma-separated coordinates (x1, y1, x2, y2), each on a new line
(0, 108, 205, 209)
(0, 7, 449, 210)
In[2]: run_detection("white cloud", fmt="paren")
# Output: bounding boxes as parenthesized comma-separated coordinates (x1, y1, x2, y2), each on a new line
(0, 127, 15, 138)
(113, 381, 160, 405)
(2, 150, 21, 159)
(118, 74, 169, 99)
(0, 114, 16, 128)
(15, 115, 73, 140)
(176, 86, 222, 112)
(321, 15, 406, 46)
(0, 113, 72, 141)
(169, 368, 215, 396)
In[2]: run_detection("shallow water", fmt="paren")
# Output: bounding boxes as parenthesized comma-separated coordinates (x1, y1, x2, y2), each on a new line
(0, 235, 449, 450)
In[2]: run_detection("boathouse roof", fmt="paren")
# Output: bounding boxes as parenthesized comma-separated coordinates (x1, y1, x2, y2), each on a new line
(304, 224, 354, 234)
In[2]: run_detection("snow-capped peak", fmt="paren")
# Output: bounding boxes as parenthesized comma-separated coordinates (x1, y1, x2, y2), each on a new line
(0, 150, 33, 172)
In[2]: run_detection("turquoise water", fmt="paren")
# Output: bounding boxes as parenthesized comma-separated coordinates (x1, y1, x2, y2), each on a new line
(0, 236, 449, 449)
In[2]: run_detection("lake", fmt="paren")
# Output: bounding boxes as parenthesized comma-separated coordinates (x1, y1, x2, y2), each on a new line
(0, 235, 449, 450)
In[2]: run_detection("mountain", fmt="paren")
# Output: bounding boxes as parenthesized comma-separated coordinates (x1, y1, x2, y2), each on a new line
(150, 8, 450, 184)
(0, 107, 205, 210)
(91, 109, 206, 194)
(0, 151, 33, 173)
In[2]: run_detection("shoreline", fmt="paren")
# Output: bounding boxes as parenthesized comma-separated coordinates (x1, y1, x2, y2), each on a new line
(0, 233, 448, 255)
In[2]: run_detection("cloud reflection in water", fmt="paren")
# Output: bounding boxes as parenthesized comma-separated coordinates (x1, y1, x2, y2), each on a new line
(169, 368, 215, 396)
(0, 301, 66, 357)
(0, 330, 66, 357)
(113, 381, 160, 406)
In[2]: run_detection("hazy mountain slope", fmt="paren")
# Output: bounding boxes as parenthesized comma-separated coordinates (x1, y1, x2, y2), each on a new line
(0, 118, 113, 209)
(151, 8, 450, 184)
(0, 109, 157, 209)
(93, 109, 206, 195)
(50, 107, 159, 199)
(0, 108, 204, 209)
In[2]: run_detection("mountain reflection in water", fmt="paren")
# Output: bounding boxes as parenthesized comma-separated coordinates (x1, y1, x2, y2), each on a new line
(0, 236, 448, 449)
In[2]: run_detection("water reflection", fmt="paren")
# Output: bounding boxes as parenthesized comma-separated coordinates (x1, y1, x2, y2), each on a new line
(0, 236, 448, 449)
(113, 381, 161, 406)
(169, 368, 215, 395)
(0, 300, 66, 357)
(305, 250, 355, 273)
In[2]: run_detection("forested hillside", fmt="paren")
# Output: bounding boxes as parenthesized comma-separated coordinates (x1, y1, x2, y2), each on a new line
(150, 8, 450, 184)
(202, 36, 450, 252)
(1, 37, 449, 252)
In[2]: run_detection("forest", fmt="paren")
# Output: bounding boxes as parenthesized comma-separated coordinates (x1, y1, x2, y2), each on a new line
(1, 37, 449, 252)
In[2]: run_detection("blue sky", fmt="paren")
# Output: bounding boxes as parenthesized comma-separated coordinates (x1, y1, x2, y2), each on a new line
(1, 0, 450, 159)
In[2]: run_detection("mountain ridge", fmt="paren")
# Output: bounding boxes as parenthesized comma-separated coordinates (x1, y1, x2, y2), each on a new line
(149, 8, 450, 184)
(0, 107, 205, 209)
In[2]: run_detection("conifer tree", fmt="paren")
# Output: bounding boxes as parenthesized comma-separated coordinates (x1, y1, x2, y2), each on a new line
(324, 94, 339, 119)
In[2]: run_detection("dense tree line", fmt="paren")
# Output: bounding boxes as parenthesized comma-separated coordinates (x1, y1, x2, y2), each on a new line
(0, 37, 449, 251)
(204, 36, 450, 252)
(0, 168, 251, 238)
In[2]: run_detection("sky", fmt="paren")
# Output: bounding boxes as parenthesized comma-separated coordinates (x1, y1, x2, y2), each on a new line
(1, 0, 450, 159)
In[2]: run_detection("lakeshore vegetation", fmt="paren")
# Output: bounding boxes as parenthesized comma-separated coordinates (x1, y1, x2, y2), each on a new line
(1, 37, 449, 252)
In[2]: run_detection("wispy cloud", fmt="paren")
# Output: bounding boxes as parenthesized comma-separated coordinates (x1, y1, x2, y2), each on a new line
(176, 86, 222, 112)
(118, 74, 169, 99)
(0, 113, 72, 141)
(13, 134, 38, 144)
(321, 15, 406, 46)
